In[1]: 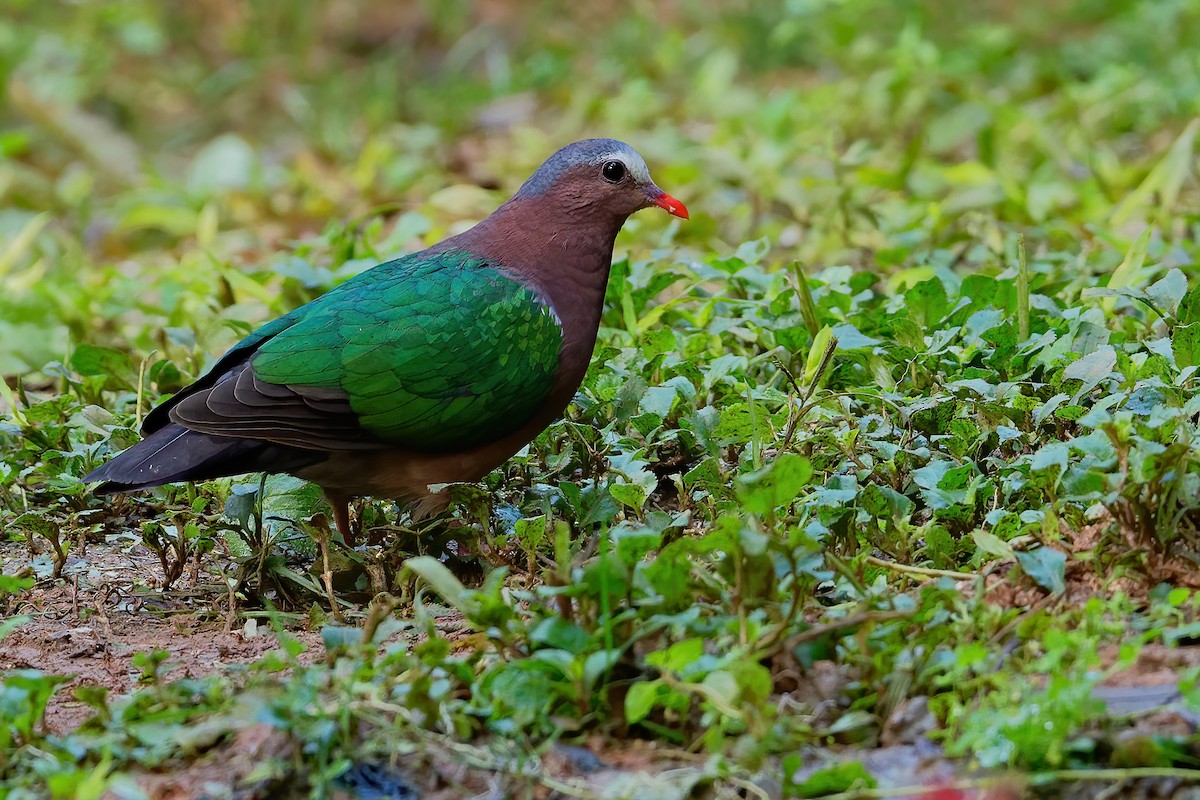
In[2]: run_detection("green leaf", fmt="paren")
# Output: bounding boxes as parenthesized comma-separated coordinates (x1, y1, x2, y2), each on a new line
(973, 529, 1016, 559)
(609, 482, 647, 510)
(645, 638, 704, 673)
(0, 573, 34, 596)
(904, 277, 949, 328)
(1147, 268, 1188, 318)
(1103, 229, 1151, 301)
(515, 515, 568, 552)
(925, 525, 956, 569)
(223, 483, 259, 528)
(529, 618, 589, 654)
(320, 625, 361, 650)
(1178, 287, 1200, 325)
(261, 475, 325, 525)
(789, 761, 876, 797)
(582, 649, 621, 686)
(736, 453, 813, 515)
(713, 403, 771, 446)
(803, 325, 833, 382)
(612, 524, 663, 566)
(1173, 324, 1200, 368)
(640, 327, 677, 359)
(625, 679, 661, 724)
(1017, 547, 1067, 593)
(1062, 346, 1116, 399)
(405, 556, 478, 616)
(733, 236, 769, 264)
(69, 344, 133, 379)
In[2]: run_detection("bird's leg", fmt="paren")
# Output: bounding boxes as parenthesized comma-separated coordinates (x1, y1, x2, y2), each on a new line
(326, 490, 354, 547)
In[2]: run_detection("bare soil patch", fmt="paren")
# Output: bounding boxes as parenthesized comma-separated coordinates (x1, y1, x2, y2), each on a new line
(1, 538, 325, 734)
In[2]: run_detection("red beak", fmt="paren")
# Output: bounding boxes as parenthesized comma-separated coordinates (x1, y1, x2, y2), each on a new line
(647, 186, 689, 219)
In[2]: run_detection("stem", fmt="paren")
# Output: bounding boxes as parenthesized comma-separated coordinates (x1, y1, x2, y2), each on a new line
(1017, 233, 1030, 341)
(784, 609, 913, 649)
(864, 555, 974, 581)
(779, 334, 839, 453)
(315, 525, 345, 624)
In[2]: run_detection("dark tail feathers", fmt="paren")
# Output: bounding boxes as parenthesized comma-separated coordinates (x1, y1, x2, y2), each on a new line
(85, 423, 323, 493)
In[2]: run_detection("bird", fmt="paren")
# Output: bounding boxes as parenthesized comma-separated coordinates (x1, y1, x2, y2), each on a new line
(85, 138, 688, 546)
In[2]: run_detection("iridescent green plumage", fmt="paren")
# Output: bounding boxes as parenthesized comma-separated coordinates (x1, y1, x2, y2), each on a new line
(248, 250, 562, 450)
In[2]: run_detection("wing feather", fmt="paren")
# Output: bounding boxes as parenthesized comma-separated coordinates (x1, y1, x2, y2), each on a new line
(154, 251, 562, 454)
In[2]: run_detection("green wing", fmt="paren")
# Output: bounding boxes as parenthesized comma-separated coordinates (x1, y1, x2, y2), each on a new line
(237, 250, 562, 451)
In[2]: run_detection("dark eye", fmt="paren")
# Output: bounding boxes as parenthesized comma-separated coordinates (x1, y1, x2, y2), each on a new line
(601, 160, 627, 183)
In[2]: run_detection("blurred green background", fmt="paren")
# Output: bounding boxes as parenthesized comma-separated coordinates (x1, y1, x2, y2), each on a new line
(6, 4, 1200, 788)
(2, 0, 1199, 377)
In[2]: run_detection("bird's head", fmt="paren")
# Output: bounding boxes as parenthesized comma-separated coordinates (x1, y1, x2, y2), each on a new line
(514, 138, 688, 224)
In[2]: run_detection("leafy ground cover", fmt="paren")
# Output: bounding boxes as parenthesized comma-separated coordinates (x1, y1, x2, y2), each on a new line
(5, 1, 1200, 797)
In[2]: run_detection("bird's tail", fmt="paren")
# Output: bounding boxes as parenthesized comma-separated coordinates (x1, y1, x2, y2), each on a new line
(85, 422, 321, 493)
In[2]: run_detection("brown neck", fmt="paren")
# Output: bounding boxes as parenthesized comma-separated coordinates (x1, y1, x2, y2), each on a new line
(429, 196, 626, 420)
(433, 196, 626, 382)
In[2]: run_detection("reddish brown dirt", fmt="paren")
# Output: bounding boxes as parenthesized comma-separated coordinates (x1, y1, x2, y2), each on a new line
(971, 519, 1200, 609)
(0, 612, 324, 734)
(1102, 643, 1200, 687)
(129, 724, 304, 800)
(0, 538, 325, 734)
